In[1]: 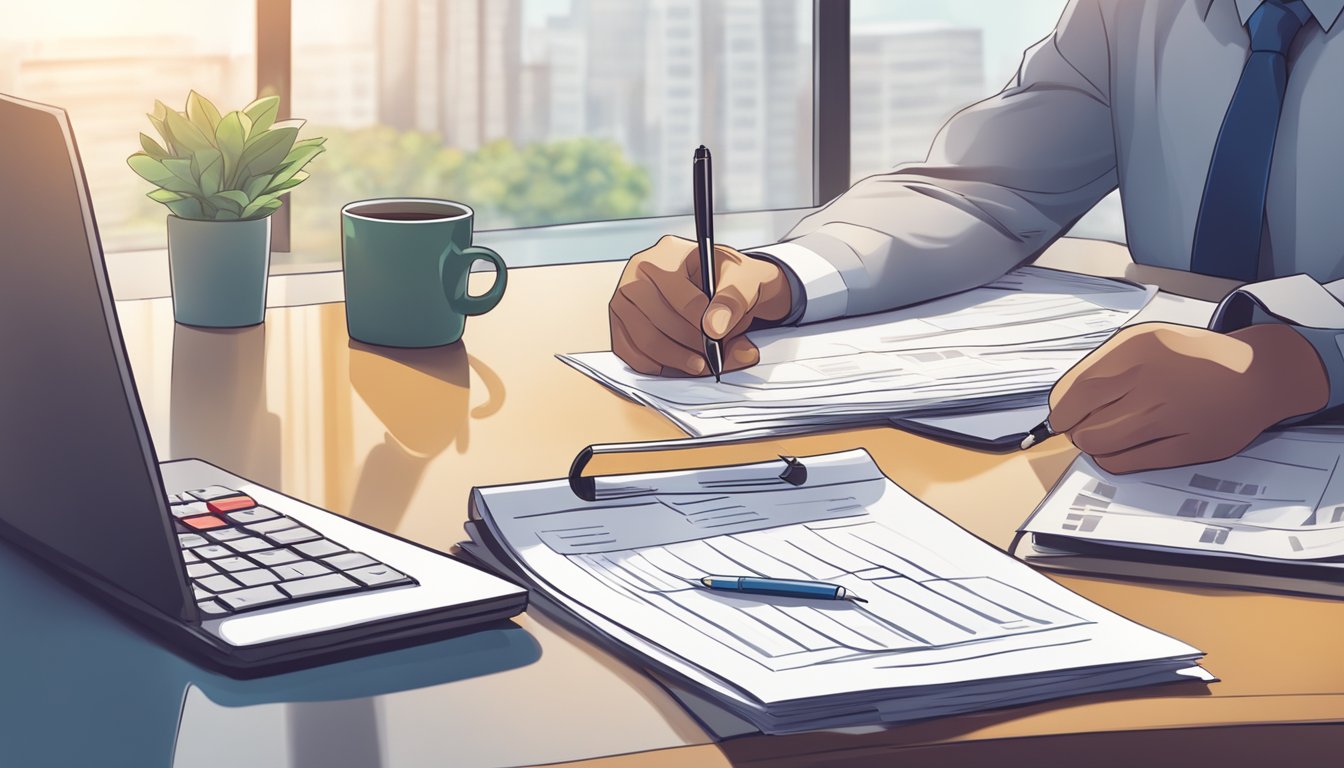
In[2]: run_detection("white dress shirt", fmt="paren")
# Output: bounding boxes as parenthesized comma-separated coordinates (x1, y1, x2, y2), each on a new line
(754, 0, 1344, 414)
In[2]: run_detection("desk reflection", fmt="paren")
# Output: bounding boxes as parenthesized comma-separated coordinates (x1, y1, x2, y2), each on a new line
(346, 342, 505, 533)
(0, 537, 540, 768)
(170, 324, 283, 489)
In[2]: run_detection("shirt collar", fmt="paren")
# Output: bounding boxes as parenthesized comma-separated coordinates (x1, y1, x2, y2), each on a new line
(1202, 0, 1344, 32)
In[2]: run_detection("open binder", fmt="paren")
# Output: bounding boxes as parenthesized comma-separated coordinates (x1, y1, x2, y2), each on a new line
(465, 438, 1209, 734)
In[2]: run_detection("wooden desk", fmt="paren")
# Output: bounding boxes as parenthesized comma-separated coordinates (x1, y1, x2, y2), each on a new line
(114, 237, 1343, 767)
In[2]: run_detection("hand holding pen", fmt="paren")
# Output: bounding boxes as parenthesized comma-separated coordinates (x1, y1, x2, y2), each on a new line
(607, 148, 794, 378)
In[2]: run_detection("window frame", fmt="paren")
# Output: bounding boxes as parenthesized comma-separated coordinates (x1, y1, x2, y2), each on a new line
(257, 0, 852, 258)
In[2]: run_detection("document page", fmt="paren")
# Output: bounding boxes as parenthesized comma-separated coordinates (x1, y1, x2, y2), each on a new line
(471, 450, 1203, 726)
(561, 267, 1156, 436)
(1022, 429, 1344, 562)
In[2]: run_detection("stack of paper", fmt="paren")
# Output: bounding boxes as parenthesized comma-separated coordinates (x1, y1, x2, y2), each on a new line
(1020, 429, 1344, 590)
(463, 450, 1208, 734)
(561, 267, 1156, 437)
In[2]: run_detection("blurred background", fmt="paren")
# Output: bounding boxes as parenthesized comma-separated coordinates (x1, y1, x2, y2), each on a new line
(0, 0, 1122, 270)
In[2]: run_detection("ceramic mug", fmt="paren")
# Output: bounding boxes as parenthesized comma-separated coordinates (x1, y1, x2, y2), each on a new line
(341, 198, 507, 347)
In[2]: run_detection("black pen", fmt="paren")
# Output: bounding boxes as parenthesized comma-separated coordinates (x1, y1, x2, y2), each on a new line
(693, 145, 724, 382)
(1019, 418, 1056, 450)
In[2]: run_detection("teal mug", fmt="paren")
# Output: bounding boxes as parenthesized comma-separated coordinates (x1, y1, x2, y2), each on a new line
(341, 198, 507, 347)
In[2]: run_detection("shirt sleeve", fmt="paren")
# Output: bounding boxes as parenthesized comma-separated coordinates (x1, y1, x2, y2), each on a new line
(1207, 274, 1344, 423)
(750, 0, 1118, 325)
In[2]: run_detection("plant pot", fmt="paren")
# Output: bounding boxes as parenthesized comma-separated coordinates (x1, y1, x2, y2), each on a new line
(166, 215, 271, 327)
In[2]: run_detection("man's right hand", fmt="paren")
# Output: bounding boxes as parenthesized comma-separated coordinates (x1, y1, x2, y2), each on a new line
(608, 235, 794, 376)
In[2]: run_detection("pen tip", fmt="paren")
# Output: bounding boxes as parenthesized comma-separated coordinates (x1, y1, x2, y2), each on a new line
(699, 577, 712, 587)
(1019, 434, 1037, 450)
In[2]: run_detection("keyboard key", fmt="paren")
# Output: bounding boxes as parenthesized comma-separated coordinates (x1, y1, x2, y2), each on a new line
(226, 536, 270, 553)
(197, 600, 230, 616)
(192, 586, 211, 601)
(171, 501, 211, 519)
(233, 568, 279, 586)
(168, 493, 193, 505)
(207, 528, 246, 542)
(182, 515, 229, 531)
(273, 561, 332, 581)
(188, 486, 243, 502)
(181, 549, 199, 563)
(294, 539, 345, 558)
(185, 562, 216, 579)
(178, 533, 209, 549)
(346, 565, 412, 588)
(207, 495, 256, 515)
(212, 557, 254, 572)
(227, 506, 280, 525)
(267, 527, 320, 545)
(196, 574, 241, 593)
(278, 573, 360, 599)
(323, 552, 376, 571)
(194, 545, 232, 560)
(251, 548, 301, 567)
(245, 517, 298, 535)
(219, 585, 288, 612)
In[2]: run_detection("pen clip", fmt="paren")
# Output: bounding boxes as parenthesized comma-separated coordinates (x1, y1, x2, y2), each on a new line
(567, 432, 811, 502)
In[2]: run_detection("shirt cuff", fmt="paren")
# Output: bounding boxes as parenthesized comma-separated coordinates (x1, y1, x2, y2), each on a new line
(1208, 274, 1344, 423)
(749, 241, 848, 324)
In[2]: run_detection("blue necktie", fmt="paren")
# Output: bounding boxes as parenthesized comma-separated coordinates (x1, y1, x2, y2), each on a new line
(1190, 0, 1313, 281)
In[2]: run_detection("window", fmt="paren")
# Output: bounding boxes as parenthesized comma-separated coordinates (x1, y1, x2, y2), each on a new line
(0, 1, 257, 254)
(287, 0, 815, 266)
(849, 0, 1124, 242)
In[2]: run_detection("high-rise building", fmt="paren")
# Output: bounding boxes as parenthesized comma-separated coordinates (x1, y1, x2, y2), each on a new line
(1, 37, 251, 249)
(583, 0, 650, 158)
(850, 23, 984, 182)
(718, 0, 803, 210)
(543, 11, 587, 139)
(376, 0, 521, 150)
(293, 45, 378, 129)
(644, 0, 705, 215)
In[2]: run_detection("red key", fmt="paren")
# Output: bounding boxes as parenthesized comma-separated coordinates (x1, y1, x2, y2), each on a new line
(182, 515, 229, 531)
(207, 495, 256, 515)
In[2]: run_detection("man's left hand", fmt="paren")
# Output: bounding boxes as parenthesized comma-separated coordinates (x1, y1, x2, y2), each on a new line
(1047, 322, 1329, 474)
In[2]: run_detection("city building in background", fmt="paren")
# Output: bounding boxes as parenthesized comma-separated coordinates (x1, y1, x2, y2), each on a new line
(850, 23, 984, 182)
(2, 0, 1113, 266)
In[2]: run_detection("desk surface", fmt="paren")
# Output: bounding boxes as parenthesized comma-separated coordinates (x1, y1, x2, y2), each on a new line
(31, 236, 1344, 767)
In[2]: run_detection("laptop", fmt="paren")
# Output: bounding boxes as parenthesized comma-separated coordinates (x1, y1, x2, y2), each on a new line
(0, 93, 528, 676)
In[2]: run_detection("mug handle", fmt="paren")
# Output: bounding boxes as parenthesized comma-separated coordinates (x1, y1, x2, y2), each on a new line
(445, 245, 508, 316)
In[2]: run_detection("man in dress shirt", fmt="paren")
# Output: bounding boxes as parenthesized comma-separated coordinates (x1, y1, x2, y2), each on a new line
(608, 0, 1344, 473)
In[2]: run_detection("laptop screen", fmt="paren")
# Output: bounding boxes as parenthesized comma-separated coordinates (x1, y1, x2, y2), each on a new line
(0, 94, 192, 621)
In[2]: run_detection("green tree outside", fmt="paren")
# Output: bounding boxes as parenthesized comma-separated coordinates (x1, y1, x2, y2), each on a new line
(289, 126, 651, 261)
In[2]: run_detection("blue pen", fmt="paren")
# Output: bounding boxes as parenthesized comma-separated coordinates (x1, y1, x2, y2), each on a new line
(698, 576, 867, 603)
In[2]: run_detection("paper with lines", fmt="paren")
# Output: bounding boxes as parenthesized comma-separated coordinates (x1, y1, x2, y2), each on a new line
(1023, 428, 1344, 563)
(560, 267, 1156, 437)
(466, 449, 1206, 733)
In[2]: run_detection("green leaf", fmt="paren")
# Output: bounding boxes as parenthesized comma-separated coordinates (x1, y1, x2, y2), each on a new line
(163, 108, 215, 154)
(164, 197, 206, 219)
(241, 193, 280, 219)
(264, 170, 308, 193)
(147, 188, 185, 203)
(236, 126, 298, 178)
(241, 173, 272, 199)
(139, 133, 169, 161)
(268, 141, 324, 187)
(197, 150, 224, 196)
(162, 157, 197, 187)
(127, 153, 198, 194)
(242, 95, 280, 135)
(214, 111, 247, 187)
(243, 199, 284, 220)
(185, 90, 221, 136)
(208, 190, 251, 214)
(213, 209, 241, 221)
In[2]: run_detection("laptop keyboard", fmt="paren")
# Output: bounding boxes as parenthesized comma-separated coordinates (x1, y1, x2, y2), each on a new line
(171, 485, 417, 617)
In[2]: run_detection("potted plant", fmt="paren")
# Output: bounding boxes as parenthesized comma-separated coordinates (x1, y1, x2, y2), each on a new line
(127, 91, 325, 327)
